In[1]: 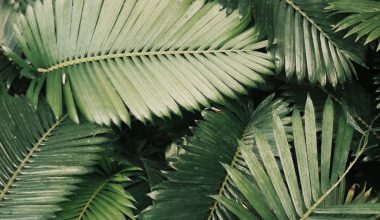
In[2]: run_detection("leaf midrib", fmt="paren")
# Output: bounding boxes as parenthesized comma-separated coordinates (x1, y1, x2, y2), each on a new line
(207, 148, 242, 220)
(284, 0, 343, 53)
(0, 115, 67, 201)
(77, 178, 110, 220)
(37, 48, 251, 74)
(207, 112, 255, 219)
(300, 137, 367, 219)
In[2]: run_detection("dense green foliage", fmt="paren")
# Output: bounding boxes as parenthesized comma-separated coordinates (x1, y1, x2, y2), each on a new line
(0, 0, 380, 219)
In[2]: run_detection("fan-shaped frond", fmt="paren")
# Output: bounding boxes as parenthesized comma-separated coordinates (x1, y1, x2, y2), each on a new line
(214, 96, 380, 219)
(0, 94, 112, 219)
(13, 0, 274, 126)
(252, 0, 364, 86)
(56, 158, 141, 220)
(141, 96, 291, 220)
(327, 0, 380, 51)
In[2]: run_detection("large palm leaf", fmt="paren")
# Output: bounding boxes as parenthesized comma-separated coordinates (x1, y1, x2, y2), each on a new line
(252, 0, 364, 86)
(214, 96, 380, 219)
(56, 158, 141, 220)
(327, 0, 380, 51)
(13, 0, 274, 126)
(141, 95, 291, 219)
(0, 94, 112, 219)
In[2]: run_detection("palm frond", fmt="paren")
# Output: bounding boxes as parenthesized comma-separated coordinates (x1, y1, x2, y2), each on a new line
(0, 94, 112, 219)
(327, 0, 380, 51)
(141, 95, 291, 219)
(13, 0, 274, 126)
(214, 96, 380, 219)
(56, 158, 141, 220)
(252, 0, 364, 86)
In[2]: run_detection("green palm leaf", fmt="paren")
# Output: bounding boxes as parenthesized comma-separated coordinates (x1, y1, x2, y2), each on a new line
(56, 158, 141, 220)
(252, 0, 364, 86)
(0, 94, 112, 219)
(327, 0, 380, 51)
(214, 96, 380, 219)
(13, 0, 274, 126)
(141, 95, 291, 220)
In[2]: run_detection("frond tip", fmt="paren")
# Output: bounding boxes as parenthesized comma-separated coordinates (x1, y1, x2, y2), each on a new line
(56, 158, 142, 220)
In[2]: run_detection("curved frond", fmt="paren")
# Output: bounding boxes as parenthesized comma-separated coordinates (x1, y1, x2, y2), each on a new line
(57, 158, 141, 220)
(214, 96, 380, 219)
(14, 0, 274, 125)
(252, 0, 364, 86)
(327, 0, 380, 51)
(0, 94, 112, 219)
(141, 96, 291, 220)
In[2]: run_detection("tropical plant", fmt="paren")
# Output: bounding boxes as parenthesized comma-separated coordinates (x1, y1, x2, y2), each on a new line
(0, 94, 112, 219)
(141, 96, 291, 219)
(214, 97, 379, 219)
(12, 0, 274, 126)
(327, 0, 380, 51)
(0, 0, 380, 219)
(56, 158, 141, 220)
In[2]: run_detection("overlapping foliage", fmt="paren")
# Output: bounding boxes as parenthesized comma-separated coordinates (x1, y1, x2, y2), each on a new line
(0, 94, 112, 219)
(0, 0, 379, 219)
(142, 96, 291, 219)
(327, 0, 380, 51)
(57, 158, 141, 220)
(252, 0, 364, 86)
(215, 97, 380, 219)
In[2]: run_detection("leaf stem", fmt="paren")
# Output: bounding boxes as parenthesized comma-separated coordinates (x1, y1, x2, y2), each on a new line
(207, 148, 242, 220)
(37, 49, 252, 74)
(319, 86, 380, 140)
(300, 131, 369, 219)
(77, 178, 110, 220)
(0, 115, 67, 201)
